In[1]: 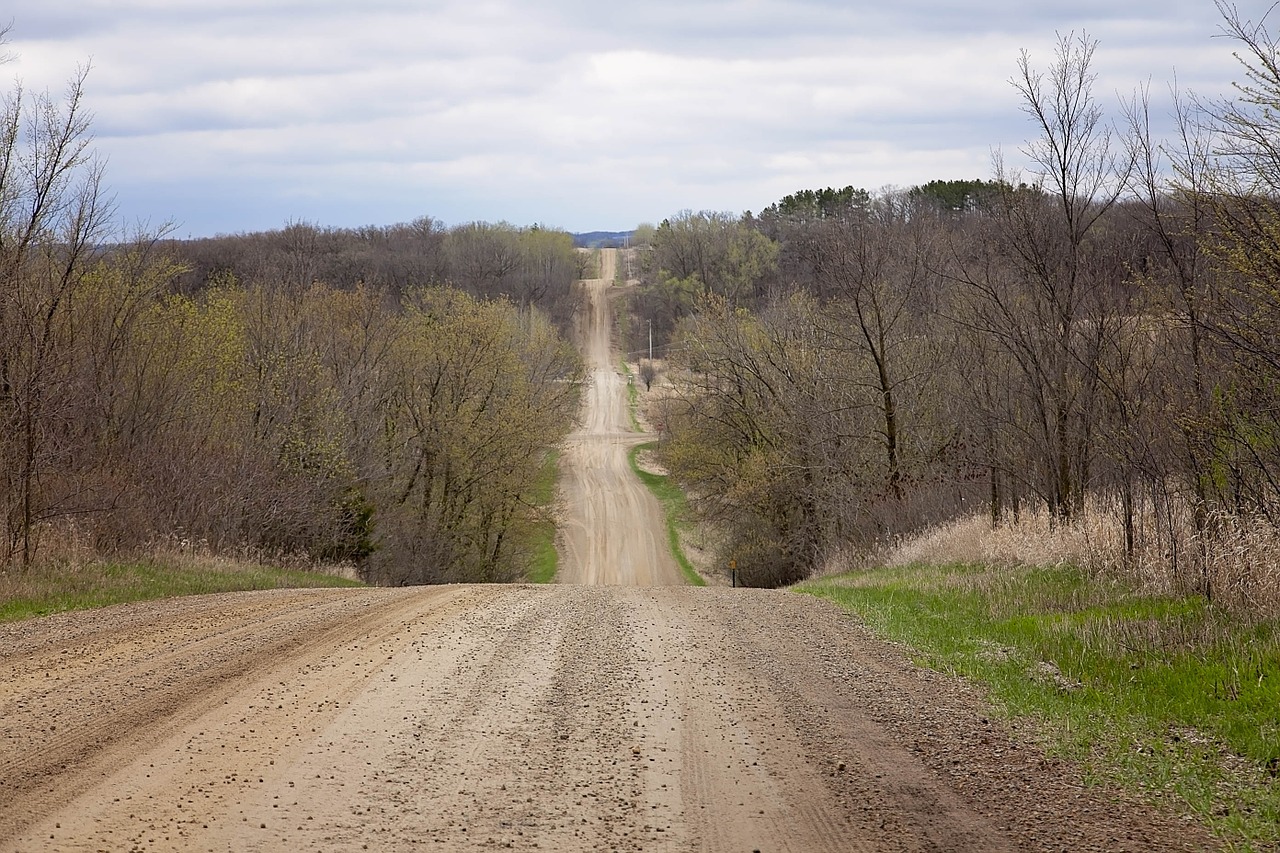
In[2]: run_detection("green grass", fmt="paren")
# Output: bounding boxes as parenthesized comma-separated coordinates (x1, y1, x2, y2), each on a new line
(619, 358, 642, 432)
(527, 449, 562, 583)
(0, 558, 362, 624)
(612, 289, 633, 362)
(628, 442, 705, 586)
(799, 563, 1280, 850)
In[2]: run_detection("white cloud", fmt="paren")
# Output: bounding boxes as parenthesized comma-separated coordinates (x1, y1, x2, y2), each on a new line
(0, 0, 1251, 234)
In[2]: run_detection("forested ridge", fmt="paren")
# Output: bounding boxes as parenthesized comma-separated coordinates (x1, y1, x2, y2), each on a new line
(0, 223, 584, 581)
(0, 41, 585, 580)
(630, 21, 1280, 613)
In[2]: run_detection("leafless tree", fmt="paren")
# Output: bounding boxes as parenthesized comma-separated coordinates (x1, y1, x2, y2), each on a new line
(0, 60, 118, 566)
(951, 32, 1132, 522)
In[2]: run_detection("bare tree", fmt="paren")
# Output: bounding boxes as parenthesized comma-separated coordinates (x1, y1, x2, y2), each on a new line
(638, 359, 657, 391)
(1118, 81, 1226, 590)
(1199, 4, 1280, 510)
(0, 60, 117, 566)
(812, 191, 946, 503)
(953, 32, 1132, 522)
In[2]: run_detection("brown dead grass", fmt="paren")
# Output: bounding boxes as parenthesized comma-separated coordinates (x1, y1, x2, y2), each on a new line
(3, 520, 362, 598)
(876, 499, 1280, 617)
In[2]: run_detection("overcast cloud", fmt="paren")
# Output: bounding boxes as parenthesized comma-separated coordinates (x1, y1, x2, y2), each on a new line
(1, 1, 1259, 236)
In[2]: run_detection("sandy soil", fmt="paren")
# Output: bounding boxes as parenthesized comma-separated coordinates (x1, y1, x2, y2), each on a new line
(556, 248, 684, 586)
(0, 249, 1218, 851)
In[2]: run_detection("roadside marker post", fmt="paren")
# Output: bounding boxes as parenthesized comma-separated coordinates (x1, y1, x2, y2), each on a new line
(730, 559, 737, 588)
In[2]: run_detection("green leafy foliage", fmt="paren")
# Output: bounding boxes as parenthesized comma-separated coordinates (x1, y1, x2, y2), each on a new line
(907, 178, 1006, 213)
(758, 186, 871, 223)
(358, 288, 583, 584)
(632, 210, 779, 350)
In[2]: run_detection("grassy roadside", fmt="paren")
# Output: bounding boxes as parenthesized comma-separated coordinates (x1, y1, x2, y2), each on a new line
(0, 558, 362, 624)
(799, 563, 1280, 850)
(628, 442, 706, 587)
(619, 358, 642, 432)
(620, 345, 704, 586)
(527, 449, 562, 584)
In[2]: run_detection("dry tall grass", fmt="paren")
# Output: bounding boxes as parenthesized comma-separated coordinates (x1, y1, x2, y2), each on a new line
(874, 497, 1280, 617)
(0, 520, 361, 608)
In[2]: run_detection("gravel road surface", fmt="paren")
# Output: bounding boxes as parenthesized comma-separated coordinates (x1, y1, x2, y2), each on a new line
(0, 586, 1215, 852)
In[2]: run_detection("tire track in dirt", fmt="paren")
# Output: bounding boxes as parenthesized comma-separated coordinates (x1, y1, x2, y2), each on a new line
(556, 247, 684, 586)
(1, 586, 1218, 851)
(0, 586, 476, 843)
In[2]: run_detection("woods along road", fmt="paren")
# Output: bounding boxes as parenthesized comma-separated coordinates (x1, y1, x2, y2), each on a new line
(0, 250, 1214, 851)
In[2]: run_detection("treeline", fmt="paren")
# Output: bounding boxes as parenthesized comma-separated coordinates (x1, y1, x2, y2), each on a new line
(639, 21, 1280, 606)
(0, 55, 584, 581)
(165, 217, 586, 327)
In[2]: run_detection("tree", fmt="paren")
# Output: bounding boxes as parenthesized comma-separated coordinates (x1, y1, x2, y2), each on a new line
(661, 286, 932, 585)
(908, 179, 1004, 214)
(645, 210, 778, 301)
(1116, 81, 1226, 589)
(366, 290, 582, 584)
(807, 191, 950, 504)
(1186, 3, 1280, 526)
(757, 186, 872, 227)
(639, 359, 657, 391)
(0, 57, 118, 566)
(637, 211, 778, 348)
(951, 32, 1132, 521)
(661, 294, 838, 585)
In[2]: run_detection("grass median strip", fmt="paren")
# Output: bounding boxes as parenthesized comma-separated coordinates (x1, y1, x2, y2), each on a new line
(0, 558, 362, 624)
(628, 442, 705, 587)
(619, 358, 641, 432)
(527, 449, 561, 584)
(799, 562, 1280, 850)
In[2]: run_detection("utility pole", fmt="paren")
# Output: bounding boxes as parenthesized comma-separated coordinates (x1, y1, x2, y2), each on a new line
(648, 319, 653, 362)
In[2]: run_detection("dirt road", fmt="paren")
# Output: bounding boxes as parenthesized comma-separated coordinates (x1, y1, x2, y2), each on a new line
(557, 247, 683, 586)
(0, 586, 1214, 852)
(0, 248, 1217, 851)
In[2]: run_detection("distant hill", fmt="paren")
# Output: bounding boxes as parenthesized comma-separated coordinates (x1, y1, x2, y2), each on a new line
(572, 230, 634, 249)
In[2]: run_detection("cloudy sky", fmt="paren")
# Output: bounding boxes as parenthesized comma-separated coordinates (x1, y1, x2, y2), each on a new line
(1, 1, 1260, 237)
